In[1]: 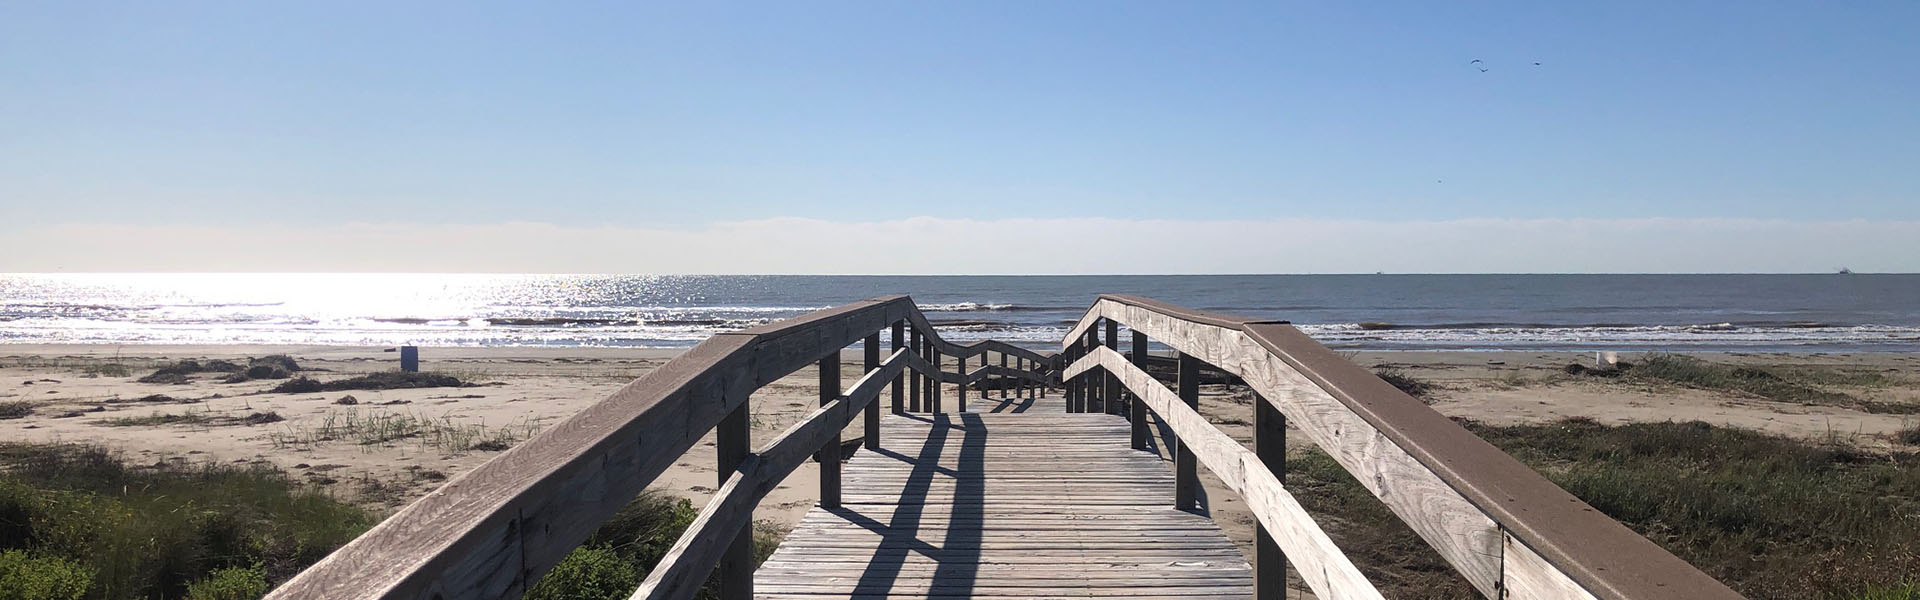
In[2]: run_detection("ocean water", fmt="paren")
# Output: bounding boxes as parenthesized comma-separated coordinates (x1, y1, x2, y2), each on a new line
(2, 274, 1917, 351)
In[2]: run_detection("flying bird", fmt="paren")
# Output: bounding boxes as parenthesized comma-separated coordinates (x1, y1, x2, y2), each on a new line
(1470, 59, 1488, 72)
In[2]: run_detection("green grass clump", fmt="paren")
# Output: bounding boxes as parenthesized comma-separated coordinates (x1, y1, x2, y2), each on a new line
(524, 546, 638, 600)
(526, 492, 783, 600)
(0, 401, 32, 420)
(1287, 418, 1920, 599)
(0, 443, 374, 599)
(181, 565, 268, 600)
(0, 549, 93, 600)
(1628, 354, 1914, 413)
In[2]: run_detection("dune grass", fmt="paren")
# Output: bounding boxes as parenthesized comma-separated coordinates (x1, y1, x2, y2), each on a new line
(1621, 354, 1913, 413)
(1287, 418, 1920, 599)
(0, 442, 776, 599)
(0, 443, 374, 600)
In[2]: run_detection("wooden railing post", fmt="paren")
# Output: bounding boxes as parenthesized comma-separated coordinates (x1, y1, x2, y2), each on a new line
(818, 353, 841, 508)
(1068, 343, 1084, 413)
(1130, 329, 1149, 451)
(956, 350, 968, 413)
(1255, 390, 1287, 600)
(909, 328, 922, 412)
(999, 352, 1008, 398)
(716, 395, 752, 600)
(1104, 319, 1121, 415)
(921, 344, 936, 415)
(890, 322, 905, 414)
(1175, 352, 1200, 511)
(864, 333, 881, 450)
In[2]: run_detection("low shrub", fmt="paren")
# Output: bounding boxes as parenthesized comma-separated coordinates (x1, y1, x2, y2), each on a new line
(0, 443, 374, 599)
(0, 550, 93, 600)
(524, 546, 638, 600)
(182, 565, 268, 600)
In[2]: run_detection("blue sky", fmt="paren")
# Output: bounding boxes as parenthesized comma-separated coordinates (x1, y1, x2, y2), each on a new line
(2, 2, 1916, 272)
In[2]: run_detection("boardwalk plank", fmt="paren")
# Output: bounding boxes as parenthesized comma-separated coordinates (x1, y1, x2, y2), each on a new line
(755, 409, 1252, 600)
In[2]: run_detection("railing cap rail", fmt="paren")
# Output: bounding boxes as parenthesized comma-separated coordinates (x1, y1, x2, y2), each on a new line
(1078, 293, 1742, 600)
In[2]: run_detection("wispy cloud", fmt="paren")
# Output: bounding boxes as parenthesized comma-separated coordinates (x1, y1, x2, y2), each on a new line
(5, 217, 1914, 273)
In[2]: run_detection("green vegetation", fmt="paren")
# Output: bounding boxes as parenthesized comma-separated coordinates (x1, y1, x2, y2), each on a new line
(0, 550, 93, 600)
(0, 443, 374, 599)
(1615, 354, 1913, 413)
(267, 408, 535, 453)
(526, 492, 784, 600)
(1289, 418, 1920, 599)
(181, 566, 268, 600)
(270, 371, 465, 394)
(102, 410, 283, 428)
(0, 401, 32, 420)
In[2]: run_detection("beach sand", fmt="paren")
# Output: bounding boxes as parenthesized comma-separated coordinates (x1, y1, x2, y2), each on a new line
(4, 344, 1917, 587)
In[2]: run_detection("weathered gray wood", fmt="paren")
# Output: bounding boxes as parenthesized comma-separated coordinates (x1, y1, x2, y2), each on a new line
(999, 352, 1008, 398)
(1064, 296, 1744, 600)
(1131, 330, 1150, 450)
(819, 352, 842, 508)
(891, 321, 904, 414)
(1064, 346, 1384, 600)
(1254, 391, 1285, 600)
(716, 400, 752, 600)
(268, 297, 919, 600)
(909, 327, 922, 412)
(930, 346, 942, 414)
(1504, 533, 1602, 600)
(864, 333, 882, 450)
(1175, 352, 1199, 511)
(634, 349, 919, 600)
(1105, 319, 1121, 416)
(756, 409, 1251, 600)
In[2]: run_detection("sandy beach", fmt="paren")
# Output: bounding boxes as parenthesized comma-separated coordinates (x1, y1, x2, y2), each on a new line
(3, 344, 1917, 564)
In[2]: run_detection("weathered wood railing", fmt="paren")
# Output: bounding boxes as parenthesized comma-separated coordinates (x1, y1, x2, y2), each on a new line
(270, 292, 1745, 600)
(1058, 294, 1744, 600)
(264, 296, 1053, 600)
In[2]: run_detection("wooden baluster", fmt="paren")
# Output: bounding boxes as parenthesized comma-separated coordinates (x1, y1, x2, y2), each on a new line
(1104, 319, 1121, 415)
(1066, 345, 1081, 413)
(930, 346, 942, 414)
(909, 328, 922, 412)
(999, 352, 1008, 399)
(863, 332, 881, 450)
(956, 349, 968, 413)
(1131, 329, 1150, 451)
(1175, 352, 1199, 511)
(1085, 326, 1100, 413)
(715, 390, 752, 600)
(818, 352, 841, 508)
(891, 321, 905, 414)
(1255, 390, 1287, 600)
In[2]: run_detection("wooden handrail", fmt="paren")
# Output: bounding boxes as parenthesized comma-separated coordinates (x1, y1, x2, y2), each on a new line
(266, 296, 1054, 600)
(1064, 346, 1384, 600)
(1058, 294, 1743, 600)
(632, 347, 939, 600)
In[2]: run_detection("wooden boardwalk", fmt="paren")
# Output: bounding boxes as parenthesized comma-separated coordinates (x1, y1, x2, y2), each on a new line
(756, 399, 1253, 599)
